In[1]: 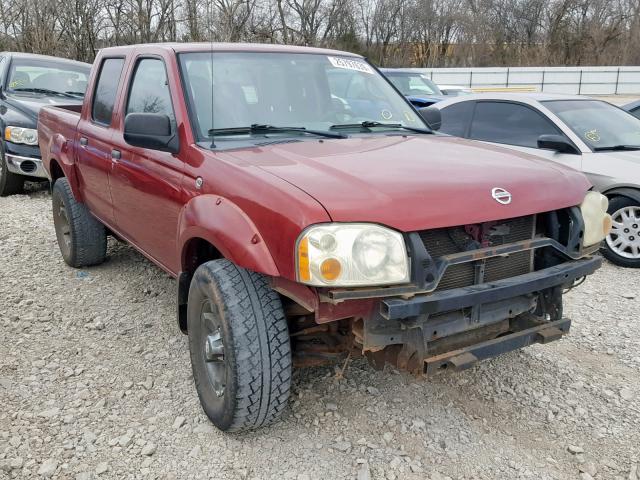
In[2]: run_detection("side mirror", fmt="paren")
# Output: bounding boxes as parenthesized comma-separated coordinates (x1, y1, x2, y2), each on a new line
(124, 113, 179, 153)
(418, 106, 441, 131)
(537, 134, 578, 154)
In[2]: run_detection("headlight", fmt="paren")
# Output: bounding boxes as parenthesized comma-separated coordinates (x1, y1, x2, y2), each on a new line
(5, 126, 38, 145)
(580, 191, 612, 247)
(297, 223, 410, 286)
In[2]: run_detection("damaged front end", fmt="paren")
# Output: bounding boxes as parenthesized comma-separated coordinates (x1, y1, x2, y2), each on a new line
(275, 207, 602, 374)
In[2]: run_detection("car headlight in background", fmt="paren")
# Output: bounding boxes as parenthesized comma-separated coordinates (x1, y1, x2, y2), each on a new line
(580, 191, 612, 247)
(297, 223, 410, 286)
(5, 126, 38, 145)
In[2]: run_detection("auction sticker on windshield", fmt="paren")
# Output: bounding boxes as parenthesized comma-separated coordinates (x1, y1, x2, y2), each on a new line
(328, 56, 374, 74)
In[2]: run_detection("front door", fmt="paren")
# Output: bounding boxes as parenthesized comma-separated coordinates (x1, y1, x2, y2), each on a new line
(108, 56, 184, 274)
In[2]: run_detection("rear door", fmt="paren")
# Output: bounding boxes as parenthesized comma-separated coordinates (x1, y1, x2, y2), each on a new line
(108, 54, 184, 274)
(76, 57, 126, 225)
(467, 101, 582, 170)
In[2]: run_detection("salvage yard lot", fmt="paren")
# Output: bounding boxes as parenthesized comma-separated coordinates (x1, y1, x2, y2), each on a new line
(1, 188, 639, 480)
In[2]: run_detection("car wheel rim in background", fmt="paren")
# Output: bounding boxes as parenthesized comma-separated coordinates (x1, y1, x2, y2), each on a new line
(606, 206, 640, 259)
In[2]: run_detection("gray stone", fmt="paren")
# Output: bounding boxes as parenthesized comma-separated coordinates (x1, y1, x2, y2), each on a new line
(172, 416, 186, 429)
(37, 459, 58, 477)
(141, 443, 157, 456)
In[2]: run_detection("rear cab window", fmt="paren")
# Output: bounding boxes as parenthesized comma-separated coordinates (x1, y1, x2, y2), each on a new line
(92, 58, 125, 125)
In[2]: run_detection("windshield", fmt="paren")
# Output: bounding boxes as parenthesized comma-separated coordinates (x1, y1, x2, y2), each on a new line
(544, 100, 640, 151)
(385, 73, 442, 96)
(178, 52, 424, 142)
(6, 58, 90, 96)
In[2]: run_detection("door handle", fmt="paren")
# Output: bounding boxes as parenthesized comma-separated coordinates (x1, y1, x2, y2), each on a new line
(79, 137, 88, 146)
(111, 149, 121, 162)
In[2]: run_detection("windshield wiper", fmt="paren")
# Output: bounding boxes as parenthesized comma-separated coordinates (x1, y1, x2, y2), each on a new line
(208, 124, 346, 139)
(64, 91, 85, 97)
(11, 87, 77, 98)
(593, 144, 640, 152)
(330, 121, 433, 134)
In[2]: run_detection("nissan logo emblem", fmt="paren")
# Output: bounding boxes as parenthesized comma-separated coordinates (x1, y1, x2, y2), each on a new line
(492, 187, 512, 205)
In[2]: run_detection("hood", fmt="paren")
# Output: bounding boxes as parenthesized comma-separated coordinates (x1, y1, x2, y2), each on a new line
(224, 135, 591, 232)
(4, 93, 84, 123)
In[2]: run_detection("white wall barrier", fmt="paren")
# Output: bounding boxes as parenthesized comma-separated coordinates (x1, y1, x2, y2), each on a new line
(396, 66, 640, 95)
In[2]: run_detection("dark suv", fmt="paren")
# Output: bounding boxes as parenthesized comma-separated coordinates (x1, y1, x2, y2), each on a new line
(0, 52, 90, 196)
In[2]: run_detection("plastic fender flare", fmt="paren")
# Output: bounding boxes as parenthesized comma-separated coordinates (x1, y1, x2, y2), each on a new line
(177, 194, 280, 277)
(602, 187, 640, 206)
(49, 133, 83, 201)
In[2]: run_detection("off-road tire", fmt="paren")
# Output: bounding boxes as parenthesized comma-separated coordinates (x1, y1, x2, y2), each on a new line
(602, 195, 640, 268)
(52, 178, 107, 267)
(0, 148, 25, 196)
(187, 259, 292, 432)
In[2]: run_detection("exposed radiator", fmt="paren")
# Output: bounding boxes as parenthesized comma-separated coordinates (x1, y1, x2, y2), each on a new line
(418, 215, 536, 291)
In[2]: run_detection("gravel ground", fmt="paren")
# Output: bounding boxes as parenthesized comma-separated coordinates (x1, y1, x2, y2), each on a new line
(1, 186, 639, 480)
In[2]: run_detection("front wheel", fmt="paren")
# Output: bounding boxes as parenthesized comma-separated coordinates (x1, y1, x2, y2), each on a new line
(603, 196, 640, 268)
(187, 259, 292, 432)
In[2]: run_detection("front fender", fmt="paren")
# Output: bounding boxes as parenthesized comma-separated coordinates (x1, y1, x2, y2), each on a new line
(178, 194, 280, 276)
(603, 187, 640, 205)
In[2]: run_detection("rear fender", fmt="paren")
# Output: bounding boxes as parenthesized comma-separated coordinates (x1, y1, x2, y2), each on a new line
(178, 194, 280, 277)
(603, 187, 640, 206)
(48, 133, 83, 201)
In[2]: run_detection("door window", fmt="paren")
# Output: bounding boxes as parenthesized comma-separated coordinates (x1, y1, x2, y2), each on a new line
(126, 58, 175, 131)
(92, 58, 125, 125)
(470, 101, 559, 148)
(439, 101, 475, 137)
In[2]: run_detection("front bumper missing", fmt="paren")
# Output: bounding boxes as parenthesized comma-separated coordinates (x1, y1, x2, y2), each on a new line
(424, 317, 570, 375)
(324, 237, 600, 303)
(381, 256, 601, 320)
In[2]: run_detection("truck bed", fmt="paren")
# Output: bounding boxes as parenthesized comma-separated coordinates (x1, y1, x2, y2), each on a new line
(38, 105, 82, 177)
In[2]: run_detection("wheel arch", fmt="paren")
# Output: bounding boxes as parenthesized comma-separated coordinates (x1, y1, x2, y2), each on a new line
(176, 195, 280, 333)
(602, 186, 640, 205)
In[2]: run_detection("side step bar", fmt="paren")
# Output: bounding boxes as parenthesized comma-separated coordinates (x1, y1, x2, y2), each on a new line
(423, 318, 571, 375)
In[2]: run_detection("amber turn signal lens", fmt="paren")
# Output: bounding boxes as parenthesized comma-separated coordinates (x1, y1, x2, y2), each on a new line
(298, 237, 311, 282)
(320, 258, 341, 281)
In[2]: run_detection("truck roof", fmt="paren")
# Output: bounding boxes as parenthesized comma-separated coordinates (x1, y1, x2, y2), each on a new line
(97, 42, 362, 58)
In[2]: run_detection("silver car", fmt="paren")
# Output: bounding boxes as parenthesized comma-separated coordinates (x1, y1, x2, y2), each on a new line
(432, 93, 640, 268)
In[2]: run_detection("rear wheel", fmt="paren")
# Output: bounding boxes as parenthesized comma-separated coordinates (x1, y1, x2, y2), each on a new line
(0, 149, 25, 196)
(52, 178, 107, 267)
(603, 196, 640, 268)
(187, 259, 292, 432)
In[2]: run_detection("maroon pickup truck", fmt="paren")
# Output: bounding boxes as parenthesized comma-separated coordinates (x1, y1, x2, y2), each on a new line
(39, 43, 611, 432)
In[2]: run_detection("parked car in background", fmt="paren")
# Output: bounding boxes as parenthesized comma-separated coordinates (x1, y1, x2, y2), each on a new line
(380, 69, 446, 107)
(433, 93, 640, 267)
(40, 43, 608, 432)
(622, 99, 640, 119)
(438, 85, 473, 96)
(0, 52, 90, 196)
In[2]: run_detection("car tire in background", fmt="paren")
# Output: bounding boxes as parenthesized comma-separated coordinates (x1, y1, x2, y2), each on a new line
(0, 146, 25, 196)
(187, 259, 292, 432)
(52, 177, 107, 267)
(603, 195, 640, 268)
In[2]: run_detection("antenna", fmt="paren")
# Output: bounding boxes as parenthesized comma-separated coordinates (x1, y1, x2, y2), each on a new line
(209, 2, 215, 148)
